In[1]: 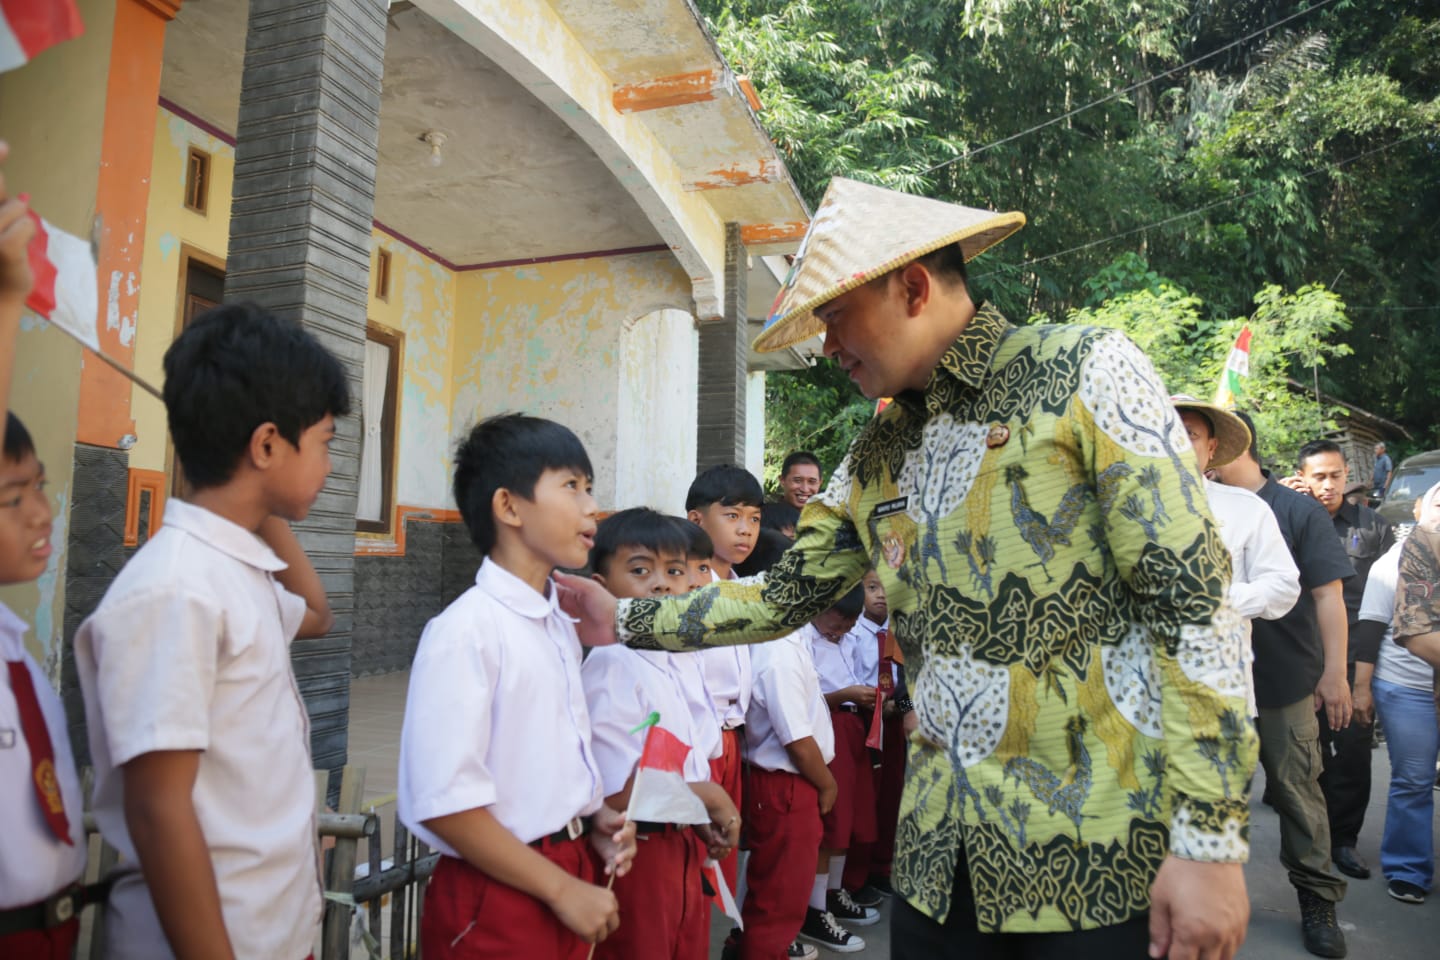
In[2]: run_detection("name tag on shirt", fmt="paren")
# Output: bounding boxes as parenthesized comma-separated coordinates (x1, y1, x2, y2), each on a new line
(873, 497, 909, 520)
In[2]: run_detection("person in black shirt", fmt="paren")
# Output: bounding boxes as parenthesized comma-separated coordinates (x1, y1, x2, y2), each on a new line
(1213, 413, 1353, 959)
(1282, 439, 1395, 881)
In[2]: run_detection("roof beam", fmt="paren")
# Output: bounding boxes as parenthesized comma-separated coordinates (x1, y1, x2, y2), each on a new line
(740, 221, 808, 246)
(685, 158, 785, 191)
(613, 68, 725, 113)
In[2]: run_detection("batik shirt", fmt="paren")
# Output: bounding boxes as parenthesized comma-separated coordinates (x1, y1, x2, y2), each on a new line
(618, 305, 1257, 932)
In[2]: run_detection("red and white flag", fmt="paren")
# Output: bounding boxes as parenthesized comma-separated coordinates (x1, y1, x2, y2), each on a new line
(24, 205, 98, 352)
(0, 0, 84, 74)
(705, 859, 743, 929)
(627, 720, 710, 826)
(1212, 326, 1252, 410)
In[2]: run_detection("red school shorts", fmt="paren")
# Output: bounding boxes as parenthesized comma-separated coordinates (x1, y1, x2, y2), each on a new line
(710, 726, 744, 891)
(739, 765, 823, 960)
(820, 709, 878, 851)
(596, 826, 708, 960)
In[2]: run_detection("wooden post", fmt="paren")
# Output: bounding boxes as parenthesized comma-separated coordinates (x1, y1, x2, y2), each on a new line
(320, 765, 367, 960)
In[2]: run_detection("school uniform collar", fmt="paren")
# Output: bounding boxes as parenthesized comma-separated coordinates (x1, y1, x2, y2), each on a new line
(163, 499, 288, 573)
(474, 557, 561, 620)
(853, 614, 888, 637)
(0, 600, 27, 659)
(895, 302, 1011, 416)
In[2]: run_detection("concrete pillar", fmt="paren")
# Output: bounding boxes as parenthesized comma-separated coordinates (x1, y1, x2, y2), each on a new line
(696, 223, 747, 471)
(225, 0, 387, 785)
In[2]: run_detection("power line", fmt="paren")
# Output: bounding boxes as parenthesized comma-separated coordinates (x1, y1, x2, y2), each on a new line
(923, 0, 1339, 176)
(1344, 304, 1438, 312)
(973, 128, 1433, 278)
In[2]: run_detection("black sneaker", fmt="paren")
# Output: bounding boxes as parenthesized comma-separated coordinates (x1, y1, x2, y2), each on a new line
(799, 907, 866, 953)
(1297, 890, 1347, 958)
(720, 926, 741, 960)
(827, 888, 881, 926)
(788, 941, 819, 959)
(1387, 879, 1426, 904)
(865, 874, 895, 897)
(848, 884, 884, 908)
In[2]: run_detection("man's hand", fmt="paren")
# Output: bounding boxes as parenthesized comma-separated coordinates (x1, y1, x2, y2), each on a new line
(589, 804, 637, 878)
(0, 142, 36, 304)
(1314, 669, 1353, 731)
(1149, 857, 1248, 960)
(555, 572, 620, 647)
(546, 875, 620, 945)
(1351, 681, 1374, 727)
(903, 709, 919, 735)
(1277, 475, 1312, 497)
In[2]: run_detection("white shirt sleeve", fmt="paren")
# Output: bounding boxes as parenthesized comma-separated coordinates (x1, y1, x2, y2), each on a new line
(273, 582, 307, 642)
(399, 618, 498, 825)
(581, 649, 646, 798)
(86, 588, 224, 765)
(766, 644, 822, 747)
(1229, 504, 1301, 621)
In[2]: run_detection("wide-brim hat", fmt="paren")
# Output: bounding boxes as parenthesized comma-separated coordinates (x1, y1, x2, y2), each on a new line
(752, 177, 1026, 353)
(1171, 395, 1252, 468)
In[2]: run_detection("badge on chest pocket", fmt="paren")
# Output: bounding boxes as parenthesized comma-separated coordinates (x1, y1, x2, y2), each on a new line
(870, 497, 918, 570)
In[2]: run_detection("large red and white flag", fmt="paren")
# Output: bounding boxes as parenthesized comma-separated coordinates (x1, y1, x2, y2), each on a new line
(24, 206, 98, 352)
(0, 0, 84, 74)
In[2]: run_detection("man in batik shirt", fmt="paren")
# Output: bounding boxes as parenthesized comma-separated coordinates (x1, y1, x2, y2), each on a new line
(561, 178, 1257, 960)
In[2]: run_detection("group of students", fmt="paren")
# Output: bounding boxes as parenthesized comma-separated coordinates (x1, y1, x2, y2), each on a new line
(396, 427, 914, 960)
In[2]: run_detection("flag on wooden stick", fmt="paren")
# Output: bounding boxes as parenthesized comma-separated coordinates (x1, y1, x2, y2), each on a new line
(0, 0, 83, 74)
(1213, 326, 1252, 410)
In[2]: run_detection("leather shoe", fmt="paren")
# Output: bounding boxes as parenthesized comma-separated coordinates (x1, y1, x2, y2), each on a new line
(1332, 846, 1370, 879)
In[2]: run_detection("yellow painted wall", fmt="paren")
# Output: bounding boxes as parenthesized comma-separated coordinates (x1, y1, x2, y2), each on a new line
(451, 252, 692, 506)
(0, 0, 117, 666)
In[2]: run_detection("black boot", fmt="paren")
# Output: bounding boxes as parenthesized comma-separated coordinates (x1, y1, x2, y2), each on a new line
(1297, 889, 1347, 958)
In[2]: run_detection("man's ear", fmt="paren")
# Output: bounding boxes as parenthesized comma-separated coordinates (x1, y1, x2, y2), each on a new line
(248, 422, 282, 470)
(492, 487, 523, 530)
(898, 261, 934, 318)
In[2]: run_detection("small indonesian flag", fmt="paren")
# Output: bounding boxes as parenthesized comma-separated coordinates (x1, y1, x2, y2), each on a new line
(1212, 326, 1252, 410)
(0, 0, 84, 73)
(24, 206, 99, 352)
(875, 397, 892, 416)
(626, 715, 710, 826)
(706, 859, 743, 929)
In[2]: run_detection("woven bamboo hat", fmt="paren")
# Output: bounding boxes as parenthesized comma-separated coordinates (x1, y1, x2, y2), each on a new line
(752, 178, 1026, 353)
(1170, 395, 1253, 468)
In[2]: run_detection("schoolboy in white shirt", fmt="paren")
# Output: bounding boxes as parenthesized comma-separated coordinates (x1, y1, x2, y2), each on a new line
(685, 465, 762, 891)
(582, 507, 740, 960)
(74, 303, 346, 960)
(398, 414, 636, 959)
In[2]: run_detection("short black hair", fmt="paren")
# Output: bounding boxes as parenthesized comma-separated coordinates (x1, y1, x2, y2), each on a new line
(914, 242, 969, 288)
(685, 464, 764, 511)
(1232, 409, 1261, 464)
(827, 583, 865, 619)
(162, 302, 351, 490)
(761, 501, 800, 533)
(780, 451, 821, 478)
(590, 507, 690, 578)
(1298, 438, 1346, 469)
(3, 413, 35, 463)
(453, 413, 593, 556)
(677, 518, 714, 561)
(734, 528, 793, 577)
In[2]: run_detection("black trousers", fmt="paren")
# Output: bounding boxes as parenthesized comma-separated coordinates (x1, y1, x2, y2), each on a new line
(1317, 661, 1373, 849)
(892, 855, 1153, 960)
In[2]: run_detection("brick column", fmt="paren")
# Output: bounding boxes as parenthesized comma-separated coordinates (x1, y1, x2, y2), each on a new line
(696, 222, 747, 471)
(225, 0, 388, 785)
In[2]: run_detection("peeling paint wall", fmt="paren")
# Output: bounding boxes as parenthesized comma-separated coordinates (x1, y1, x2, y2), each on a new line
(452, 252, 692, 507)
(616, 309, 698, 514)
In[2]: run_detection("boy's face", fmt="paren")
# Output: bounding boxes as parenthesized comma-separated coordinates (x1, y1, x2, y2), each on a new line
(595, 544, 690, 599)
(0, 451, 53, 584)
(685, 556, 713, 591)
(812, 607, 859, 643)
(780, 463, 821, 509)
(266, 414, 336, 522)
(861, 570, 887, 623)
(689, 503, 761, 568)
(510, 466, 599, 571)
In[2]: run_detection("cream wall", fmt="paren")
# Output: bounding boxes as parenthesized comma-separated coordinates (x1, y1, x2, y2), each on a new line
(0, 0, 117, 667)
(451, 252, 693, 508)
(615, 308, 699, 515)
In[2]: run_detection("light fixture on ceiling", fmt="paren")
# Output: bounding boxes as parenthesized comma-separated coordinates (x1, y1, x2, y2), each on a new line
(420, 130, 447, 168)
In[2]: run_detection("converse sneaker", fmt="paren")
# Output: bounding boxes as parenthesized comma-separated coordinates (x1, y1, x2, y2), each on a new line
(799, 907, 865, 953)
(827, 888, 881, 926)
(788, 940, 820, 959)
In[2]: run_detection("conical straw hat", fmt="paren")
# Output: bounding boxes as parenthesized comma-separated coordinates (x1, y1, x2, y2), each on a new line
(753, 178, 1026, 353)
(1170, 395, 1253, 468)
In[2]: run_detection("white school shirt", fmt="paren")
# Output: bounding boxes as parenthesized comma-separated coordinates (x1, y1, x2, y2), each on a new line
(808, 622, 862, 701)
(668, 649, 724, 761)
(700, 568, 752, 729)
(848, 615, 899, 690)
(582, 647, 713, 798)
(744, 630, 835, 773)
(1362, 540, 1435, 692)
(399, 559, 602, 851)
(0, 602, 86, 908)
(74, 500, 320, 960)
(1205, 478, 1302, 716)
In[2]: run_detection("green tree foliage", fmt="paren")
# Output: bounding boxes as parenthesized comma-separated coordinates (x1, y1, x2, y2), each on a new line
(702, 0, 1440, 462)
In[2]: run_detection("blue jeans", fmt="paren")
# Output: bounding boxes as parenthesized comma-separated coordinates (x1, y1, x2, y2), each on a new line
(1373, 677, 1440, 889)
